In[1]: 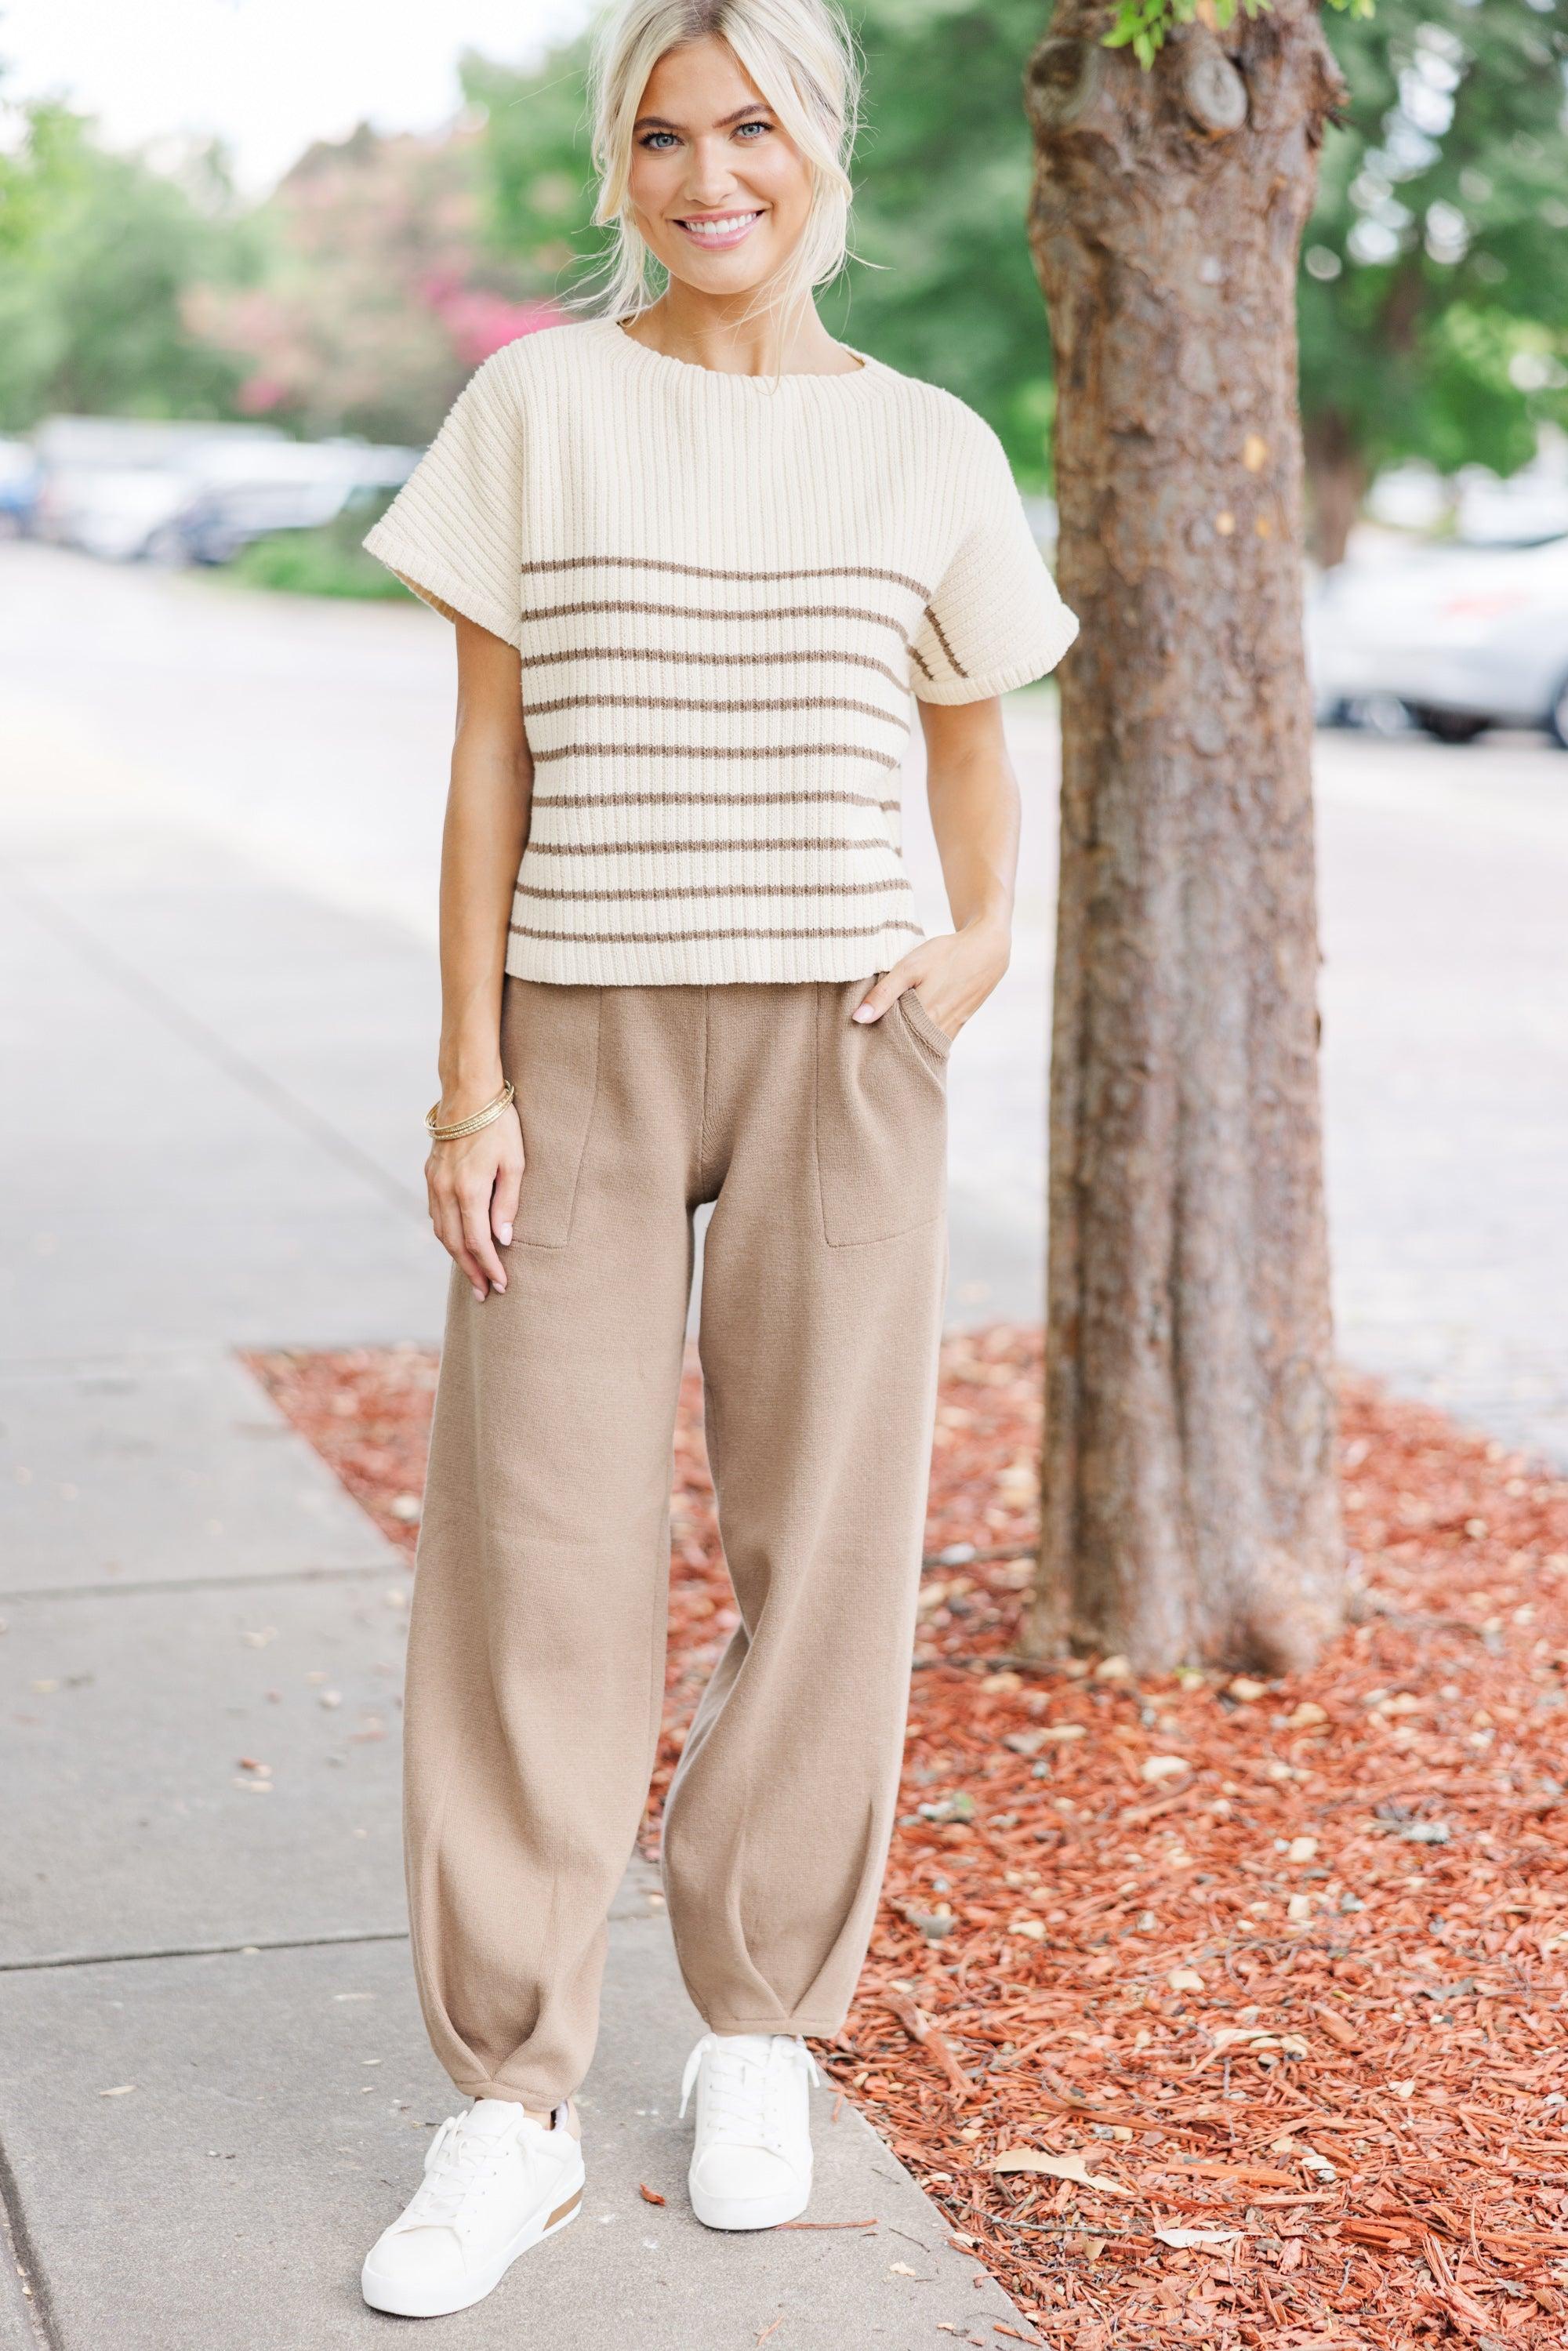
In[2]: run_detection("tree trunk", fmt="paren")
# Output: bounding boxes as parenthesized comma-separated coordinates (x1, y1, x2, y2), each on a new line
(1022, 2, 1345, 1674)
(1304, 406, 1369, 570)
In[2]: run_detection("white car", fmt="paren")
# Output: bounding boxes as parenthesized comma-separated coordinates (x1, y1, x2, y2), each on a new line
(30, 416, 419, 564)
(1308, 534, 1568, 747)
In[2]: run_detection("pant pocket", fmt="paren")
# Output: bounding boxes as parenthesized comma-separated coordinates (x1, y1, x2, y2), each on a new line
(501, 978, 603, 1248)
(898, 986, 955, 1064)
(814, 981, 947, 1247)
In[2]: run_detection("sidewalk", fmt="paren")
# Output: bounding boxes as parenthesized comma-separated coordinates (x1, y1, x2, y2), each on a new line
(0, 782, 1027, 2346)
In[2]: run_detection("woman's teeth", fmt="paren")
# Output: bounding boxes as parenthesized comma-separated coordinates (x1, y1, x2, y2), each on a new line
(677, 212, 763, 245)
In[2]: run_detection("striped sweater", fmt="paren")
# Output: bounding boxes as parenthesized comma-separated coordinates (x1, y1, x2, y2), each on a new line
(363, 314, 1079, 986)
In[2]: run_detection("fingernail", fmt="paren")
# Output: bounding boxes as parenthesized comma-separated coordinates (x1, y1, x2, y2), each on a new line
(852, 1005, 876, 1022)
(498, 1224, 513, 1246)
(473, 1285, 485, 1301)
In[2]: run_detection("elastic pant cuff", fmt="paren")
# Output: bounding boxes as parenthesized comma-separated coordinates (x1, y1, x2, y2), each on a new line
(455, 2077, 570, 2113)
(699, 2017, 840, 2041)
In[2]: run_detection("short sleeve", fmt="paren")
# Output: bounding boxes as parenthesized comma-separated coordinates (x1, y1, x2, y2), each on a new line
(362, 347, 526, 648)
(909, 423, 1079, 703)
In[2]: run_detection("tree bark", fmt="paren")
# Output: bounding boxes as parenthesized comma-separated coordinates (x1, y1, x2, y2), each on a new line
(1022, 1, 1345, 1674)
(1304, 406, 1369, 570)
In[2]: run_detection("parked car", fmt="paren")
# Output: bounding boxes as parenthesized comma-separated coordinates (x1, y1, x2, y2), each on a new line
(0, 437, 42, 533)
(31, 418, 289, 559)
(145, 475, 350, 565)
(1308, 534, 1568, 748)
(30, 416, 419, 565)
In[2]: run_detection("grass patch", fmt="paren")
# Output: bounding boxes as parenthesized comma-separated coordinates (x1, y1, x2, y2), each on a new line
(230, 491, 408, 601)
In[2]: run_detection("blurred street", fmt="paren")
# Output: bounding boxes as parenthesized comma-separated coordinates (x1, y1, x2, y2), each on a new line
(4, 537, 1566, 1458)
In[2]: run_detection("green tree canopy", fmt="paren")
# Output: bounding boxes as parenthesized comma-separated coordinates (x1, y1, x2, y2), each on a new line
(0, 100, 251, 430)
(1303, 0, 1568, 555)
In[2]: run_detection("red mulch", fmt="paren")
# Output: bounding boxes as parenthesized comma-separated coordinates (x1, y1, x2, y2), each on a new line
(245, 1327, 1568, 2347)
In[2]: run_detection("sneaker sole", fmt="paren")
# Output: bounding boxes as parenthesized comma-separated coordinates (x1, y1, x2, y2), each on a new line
(688, 2175, 811, 2232)
(360, 2168, 585, 2317)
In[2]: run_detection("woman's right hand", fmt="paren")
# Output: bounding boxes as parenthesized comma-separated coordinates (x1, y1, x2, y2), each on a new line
(426, 1101, 524, 1301)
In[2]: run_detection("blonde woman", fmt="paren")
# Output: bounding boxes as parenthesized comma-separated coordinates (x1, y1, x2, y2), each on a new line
(358, 0, 1076, 2317)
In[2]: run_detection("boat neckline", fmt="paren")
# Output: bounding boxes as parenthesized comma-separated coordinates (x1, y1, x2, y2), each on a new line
(597, 314, 887, 395)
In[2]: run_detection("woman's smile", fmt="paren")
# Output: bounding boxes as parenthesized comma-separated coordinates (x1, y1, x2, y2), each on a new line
(673, 208, 767, 248)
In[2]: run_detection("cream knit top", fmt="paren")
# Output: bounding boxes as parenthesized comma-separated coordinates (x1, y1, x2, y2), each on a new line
(364, 315, 1079, 986)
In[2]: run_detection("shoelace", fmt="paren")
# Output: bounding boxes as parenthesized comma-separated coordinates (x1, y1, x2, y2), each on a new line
(401, 2110, 528, 2231)
(679, 2035, 820, 2159)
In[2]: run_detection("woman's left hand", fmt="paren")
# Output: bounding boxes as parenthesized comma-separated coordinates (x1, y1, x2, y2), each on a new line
(851, 916, 1011, 1043)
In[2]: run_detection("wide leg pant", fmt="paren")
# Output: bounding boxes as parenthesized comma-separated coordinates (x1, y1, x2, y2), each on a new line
(403, 973, 950, 2107)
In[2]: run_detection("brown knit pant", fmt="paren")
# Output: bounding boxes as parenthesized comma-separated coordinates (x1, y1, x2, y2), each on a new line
(404, 974, 950, 2107)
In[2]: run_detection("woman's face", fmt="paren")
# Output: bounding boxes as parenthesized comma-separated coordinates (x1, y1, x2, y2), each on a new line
(625, 35, 812, 296)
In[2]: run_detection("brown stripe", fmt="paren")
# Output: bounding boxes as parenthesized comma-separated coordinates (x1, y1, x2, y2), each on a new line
(515, 879, 914, 902)
(921, 604, 967, 679)
(531, 741, 902, 770)
(521, 597, 913, 642)
(545, 2190, 583, 2230)
(909, 644, 938, 684)
(531, 790, 899, 811)
(523, 692, 909, 730)
(521, 836, 895, 856)
(510, 919, 925, 945)
(519, 645, 912, 692)
(520, 555, 933, 600)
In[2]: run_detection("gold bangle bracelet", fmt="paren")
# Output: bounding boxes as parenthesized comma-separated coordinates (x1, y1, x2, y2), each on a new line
(425, 1079, 514, 1143)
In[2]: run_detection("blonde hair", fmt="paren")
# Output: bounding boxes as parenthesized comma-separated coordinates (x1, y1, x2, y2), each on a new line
(568, 0, 862, 368)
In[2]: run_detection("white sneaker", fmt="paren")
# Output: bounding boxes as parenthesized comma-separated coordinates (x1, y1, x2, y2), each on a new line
(360, 2096, 584, 2317)
(679, 2032, 820, 2230)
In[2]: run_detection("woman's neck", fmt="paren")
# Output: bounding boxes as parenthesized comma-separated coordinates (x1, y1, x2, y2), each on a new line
(616, 292, 862, 380)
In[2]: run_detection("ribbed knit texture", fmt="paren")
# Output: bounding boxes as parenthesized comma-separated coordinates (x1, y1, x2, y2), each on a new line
(364, 315, 1079, 985)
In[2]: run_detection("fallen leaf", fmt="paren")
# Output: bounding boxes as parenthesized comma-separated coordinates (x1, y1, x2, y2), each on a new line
(992, 2150, 1130, 2197)
(1154, 2227, 1243, 2249)
(1167, 1968, 1205, 1993)
(638, 2182, 665, 2205)
(1141, 1755, 1189, 1783)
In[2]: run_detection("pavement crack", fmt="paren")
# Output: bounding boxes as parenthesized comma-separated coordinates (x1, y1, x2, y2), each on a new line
(0, 1563, 401, 1605)
(0, 2128, 60, 2351)
(0, 1928, 410, 1977)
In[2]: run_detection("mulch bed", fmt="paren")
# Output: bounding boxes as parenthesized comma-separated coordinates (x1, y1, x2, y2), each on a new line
(245, 1326, 1568, 2347)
